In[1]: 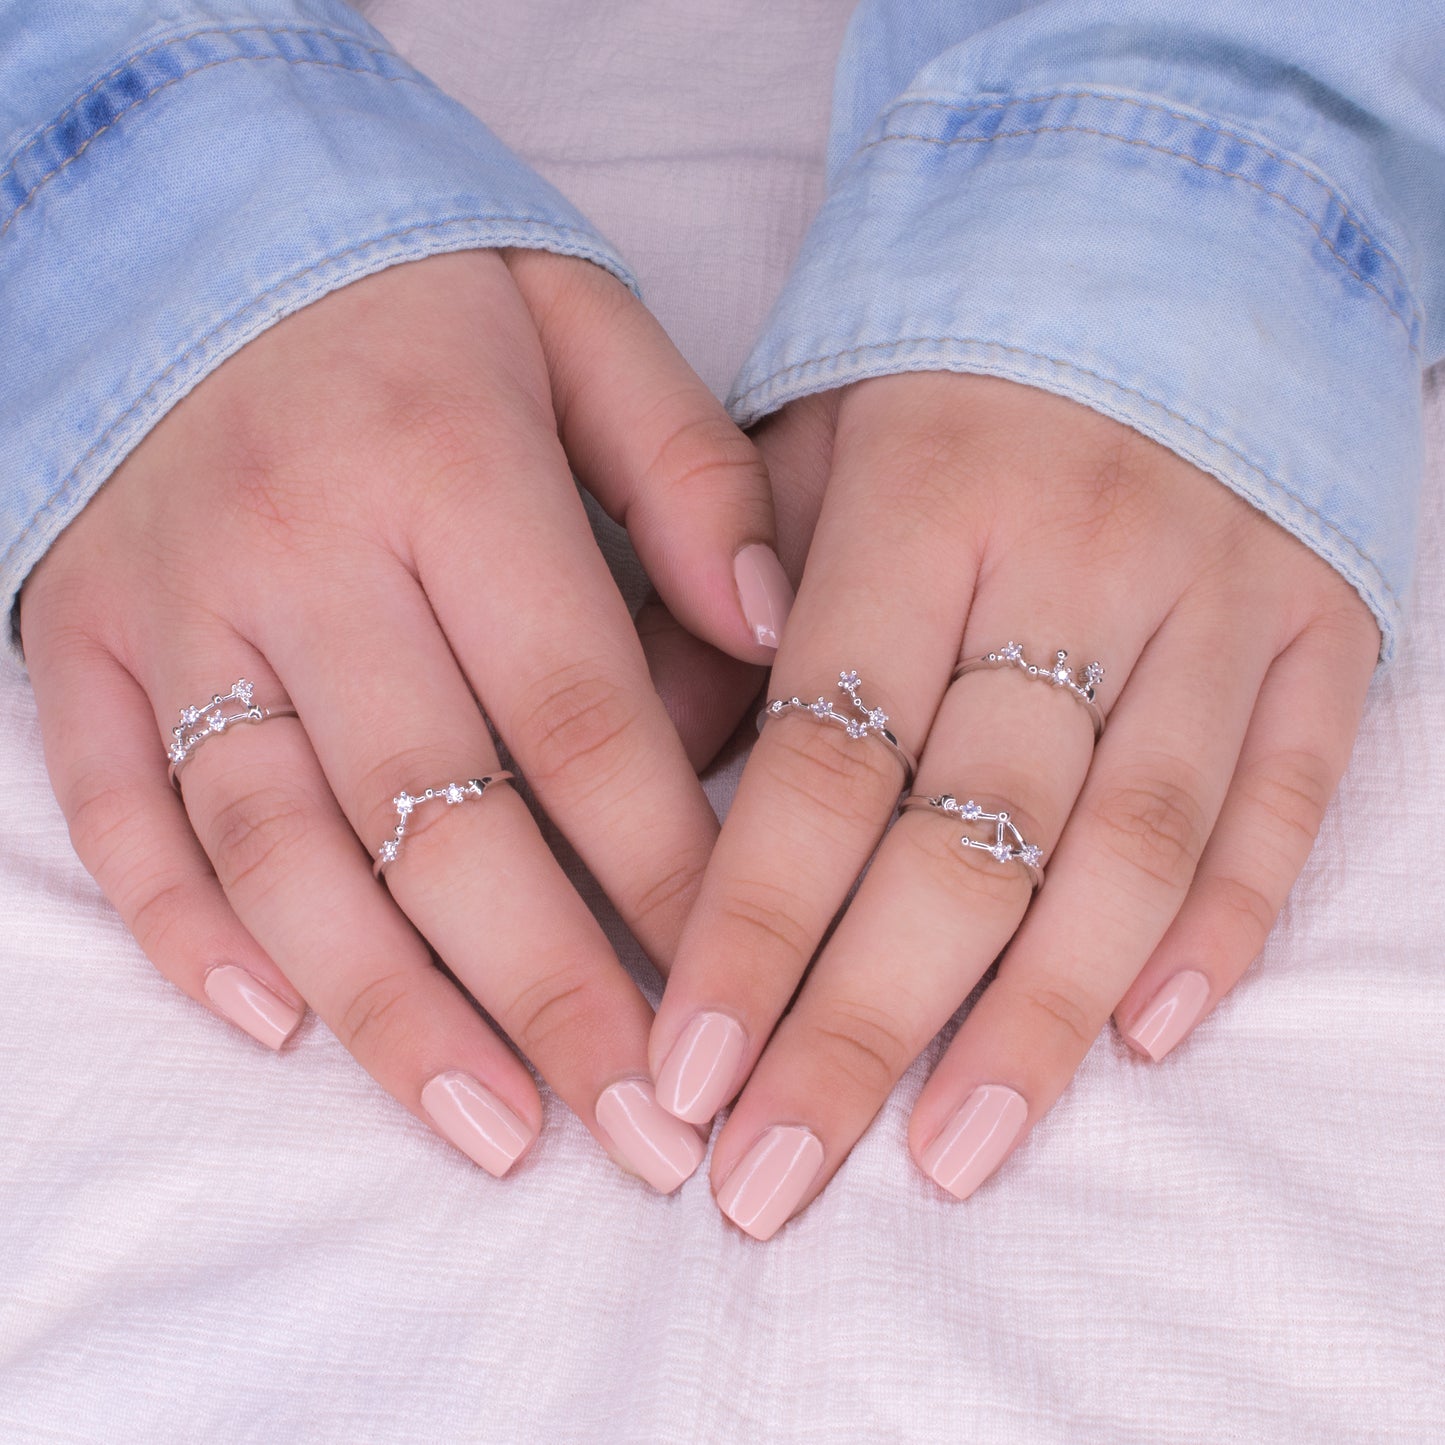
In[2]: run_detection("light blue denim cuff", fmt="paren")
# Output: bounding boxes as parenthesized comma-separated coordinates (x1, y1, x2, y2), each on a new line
(729, 87, 1424, 662)
(0, 13, 635, 660)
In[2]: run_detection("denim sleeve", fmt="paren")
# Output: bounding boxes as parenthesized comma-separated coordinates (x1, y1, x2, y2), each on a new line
(0, 1, 635, 657)
(728, 0, 1445, 662)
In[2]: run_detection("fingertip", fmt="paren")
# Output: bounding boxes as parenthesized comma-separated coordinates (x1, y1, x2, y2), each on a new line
(1117, 968, 1212, 1061)
(733, 542, 795, 652)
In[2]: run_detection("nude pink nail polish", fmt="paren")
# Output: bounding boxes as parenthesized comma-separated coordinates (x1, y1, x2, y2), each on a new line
(920, 1085, 1028, 1201)
(595, 1078, 706, 1194)
(656, 1012, 747, 1124)
(733, 543, 794, 650)
(203, 964, 303, 1050)
(421, 1071, 535, 1178)
(716, 1125, 825, 1241)
(1123, 970, 1211, 1061)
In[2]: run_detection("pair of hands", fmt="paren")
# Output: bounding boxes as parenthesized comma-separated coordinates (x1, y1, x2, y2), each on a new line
(20, 250, 1379, 1239)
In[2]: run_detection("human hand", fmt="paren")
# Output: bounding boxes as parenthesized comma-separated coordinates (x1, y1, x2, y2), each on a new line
(646, 371, 1380, 1238)
(19, 248, 794, 1190)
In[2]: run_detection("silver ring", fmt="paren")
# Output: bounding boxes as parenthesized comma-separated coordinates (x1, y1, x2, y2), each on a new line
(900, 793, 1045, 890)
(167, 678, 298, 786)
(374, 773, 514, 878)
(757, 669, 917, 790)
(952, 643, 1105, 739)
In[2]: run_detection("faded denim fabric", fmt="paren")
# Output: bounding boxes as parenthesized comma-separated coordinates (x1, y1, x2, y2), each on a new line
(730, 0, 1445, 662)
(0, 1, 633, 657)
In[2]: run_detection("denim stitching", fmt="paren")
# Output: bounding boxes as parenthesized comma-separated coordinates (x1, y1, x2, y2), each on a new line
(730, 335, 1401, 613)
(859, 125, 1420, 355)
(0, 56, 432, 244)
(0, 26, 397, 196)
(1, 216, 620, 578)
(879, 87, 1404, 280)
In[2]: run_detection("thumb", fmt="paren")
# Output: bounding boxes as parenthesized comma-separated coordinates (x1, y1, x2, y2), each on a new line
(504, 248, 793, 665)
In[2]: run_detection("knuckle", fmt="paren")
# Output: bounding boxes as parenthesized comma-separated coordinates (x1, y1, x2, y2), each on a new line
(1238, 748, 1335, 853)
(504, 964, 594, 1060)
(1198, 871, 1278, 946)
(513, 663, 643, 799)
(1090, 768, 1209, 893)
(65, 772, 138, 866)
(638, 410, 765, 513)
(339, 970, 415, 1054)
(812, 997, 915, 1097)
(207, 786, 313, 894)
(717, 877, 817, 972)
(759, 719, 901, 830)
(128, 874, 203, 955)
(626, 850, 708, 941)
(1020, 979, 1097, 1053)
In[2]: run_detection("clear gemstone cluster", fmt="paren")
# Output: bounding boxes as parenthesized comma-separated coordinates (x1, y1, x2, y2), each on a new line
(983, 643, 1105, 703)
(929, 794, 1044, 878)
(169, 679, 263, 771)
(770, 670, 893, 745)
(375, 776, 505, 873)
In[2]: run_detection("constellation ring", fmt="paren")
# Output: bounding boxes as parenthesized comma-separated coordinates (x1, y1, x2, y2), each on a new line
(374, 774, 515, 878)
(757, 669, 917, 790)
(952, 642, 1105, 739)
(900, 793, 1045, 890)
(167, 678, 298, 786)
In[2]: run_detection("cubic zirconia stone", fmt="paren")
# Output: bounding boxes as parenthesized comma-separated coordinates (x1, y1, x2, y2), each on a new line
(867, 708, 888, 728)
(961, 800, 983, 820)
(444, 783, 466, 805)
(1000, 642, 1023, 662)
(379, 840, 399, 863)
(1083, 661, 1104, 686)
(181, 707, 199, 726)
(207, 712, 225, 732)
(1052, 663, 1071, 683)
(839, 670, 860, 689)
(234, 680, 254, 705)
(992, 844, 1013, 862)
(811, 698, 830, 716)
(169, 742, 185, 764)
(1021, 845, 1043, 866)
(845, 719, 865, 738)
(394, 793, 414, 816)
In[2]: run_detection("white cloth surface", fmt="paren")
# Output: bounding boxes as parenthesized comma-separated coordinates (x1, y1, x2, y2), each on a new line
(2, 3, 1443, 1440)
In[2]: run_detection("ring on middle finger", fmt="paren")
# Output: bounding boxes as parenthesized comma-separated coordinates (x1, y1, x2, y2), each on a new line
(374, 772, 515, 878)
(900, 792, 1046, 890)
(757, 668, 917, 790)
(953, 642, 1106, 739)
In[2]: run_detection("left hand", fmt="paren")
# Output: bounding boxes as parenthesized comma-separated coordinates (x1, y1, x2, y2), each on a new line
(644, 371, 1380, 1239)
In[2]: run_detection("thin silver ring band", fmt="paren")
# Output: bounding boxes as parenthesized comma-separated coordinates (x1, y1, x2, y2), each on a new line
(952, 643, 1105, 740)
(900, 792, 1045, 890)
(374, 773, 514, 878)
(167, 678, 298, 787)
(757, 669, 917, 790)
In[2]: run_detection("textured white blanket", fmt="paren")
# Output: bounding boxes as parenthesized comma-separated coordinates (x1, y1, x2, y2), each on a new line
(1, 3, 1441, 1440)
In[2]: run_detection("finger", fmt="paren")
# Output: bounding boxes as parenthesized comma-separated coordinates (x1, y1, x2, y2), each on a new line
(389, 280, 722, 972)
(636, 590, 765, 773)
(25, 630, 306, 1050)
(259, 566, 705, 1193)
(139, 625, 551, 1177)
(646, 377, 986, 1130)
(504, 248, 794, 663)
(908, 600, 1276, 1200)
(704, 661, 1094, 1238)
(1114, 608, 1378, 1059)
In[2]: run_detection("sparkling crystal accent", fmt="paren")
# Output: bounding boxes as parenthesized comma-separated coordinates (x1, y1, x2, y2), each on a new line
(394, 792, 414, 816)
(444, 783, 467, 805)
(839, 669, 860, 689)
(169, 741, 185, 764)
(1000, 642, 1024, 662)
(1021, 845, 1043, 867)
(181, 707, 200, 726)
(960, 799, 983, 820)
(378, 840, 399, 863)
(207, 711, 225, 732)
(845, 719, 866, 738)
(234, 679, 254, 705)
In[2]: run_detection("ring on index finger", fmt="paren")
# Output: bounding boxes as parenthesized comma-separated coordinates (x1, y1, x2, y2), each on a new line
(757, 669, 918, 790)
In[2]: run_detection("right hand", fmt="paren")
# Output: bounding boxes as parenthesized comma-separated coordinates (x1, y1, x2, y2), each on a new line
(18, 247, 793, 1191)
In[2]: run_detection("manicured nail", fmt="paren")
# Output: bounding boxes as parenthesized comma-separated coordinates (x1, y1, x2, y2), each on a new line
(1123, 969, 1211, 1061)
(203, 964, 303, 1050)
(656, 1012, 747, 1124)
(421, 1071, 535, 1178)
(733, 543, 794, 650)
(921, 1085, 1028, 1201)
(595, 1078, 706, 1194)
(716, 1124, 825, 1241)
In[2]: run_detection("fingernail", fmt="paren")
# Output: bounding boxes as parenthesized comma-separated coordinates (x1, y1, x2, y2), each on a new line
(203, 964, 303, 1050)
(656, 1012, 748, 1124)
(715, 1124, 824, 1241)
(733, 543, 794, 650)
(421, 1071, 535, 1178)
(920, 1085, 1028, 1201)
(1122, 969, 1211, 1061)
(595, 1078, 706, 1194)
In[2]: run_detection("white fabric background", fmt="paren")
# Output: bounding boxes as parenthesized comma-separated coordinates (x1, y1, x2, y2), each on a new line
(2, 3, 1442, 1440)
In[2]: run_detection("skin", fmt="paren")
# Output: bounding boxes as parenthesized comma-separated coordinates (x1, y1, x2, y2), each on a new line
(642, 372, 1381, 1238)
(18, 248, 784, 1185)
